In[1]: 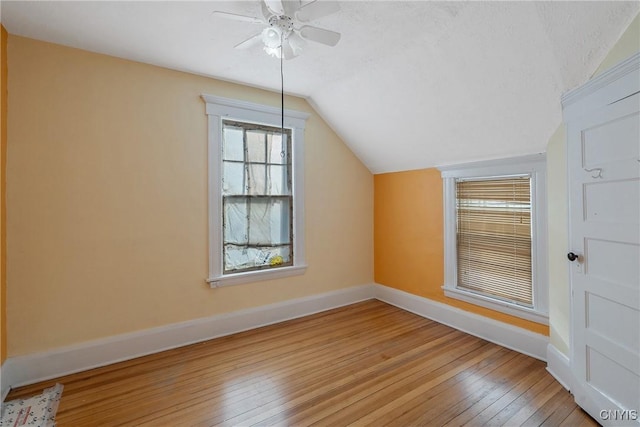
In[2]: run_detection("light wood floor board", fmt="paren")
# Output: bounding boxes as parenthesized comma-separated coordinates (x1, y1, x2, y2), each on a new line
(6, 300, 597, 426)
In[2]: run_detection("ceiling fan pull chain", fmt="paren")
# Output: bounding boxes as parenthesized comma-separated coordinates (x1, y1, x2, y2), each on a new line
(280, 30, 285, 156)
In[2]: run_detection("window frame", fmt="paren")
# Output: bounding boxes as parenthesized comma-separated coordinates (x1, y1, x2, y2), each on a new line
(203, 94, 309, 287)
(438, 154, 549, 324)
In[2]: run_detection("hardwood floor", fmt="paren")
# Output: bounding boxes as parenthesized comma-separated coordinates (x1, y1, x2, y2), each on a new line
(6, 300, 597, 426)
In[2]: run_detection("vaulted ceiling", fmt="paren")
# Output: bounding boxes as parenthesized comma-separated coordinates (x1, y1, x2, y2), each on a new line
(2, 1, 638, 173)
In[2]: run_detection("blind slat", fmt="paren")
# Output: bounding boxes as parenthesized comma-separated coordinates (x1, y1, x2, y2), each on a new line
(456, 176, 533, 307)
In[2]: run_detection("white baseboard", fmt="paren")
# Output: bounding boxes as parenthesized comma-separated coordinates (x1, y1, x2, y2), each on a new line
(1, 284, 375, 395)
(374, 284, 548, 361)
(0, 361, 8, 402)
(2, 283, 553, 396)
(546, 343, 572, 391)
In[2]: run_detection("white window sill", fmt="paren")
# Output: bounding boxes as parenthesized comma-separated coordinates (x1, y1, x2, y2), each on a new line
(443, 286, 549, 325)
(207, 265, 307, 288)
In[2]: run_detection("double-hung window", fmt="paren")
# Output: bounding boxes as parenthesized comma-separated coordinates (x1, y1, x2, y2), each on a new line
(439, 155, 548, 324)
(222, 121, 293, 273)
(203, 95, 308, 287)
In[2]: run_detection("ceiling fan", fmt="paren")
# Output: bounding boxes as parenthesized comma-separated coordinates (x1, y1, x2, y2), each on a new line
(212, 0, 341, 59)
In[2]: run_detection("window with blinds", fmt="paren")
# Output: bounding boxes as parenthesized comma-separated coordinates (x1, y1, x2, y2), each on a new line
(455, 176, 533, 307)
(222, 120, 293, 274)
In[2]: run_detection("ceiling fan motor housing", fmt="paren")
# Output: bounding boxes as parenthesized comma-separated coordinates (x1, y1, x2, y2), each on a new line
(267, 15, 294, 42)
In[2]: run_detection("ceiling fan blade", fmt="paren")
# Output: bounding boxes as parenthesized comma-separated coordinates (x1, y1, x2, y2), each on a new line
(234, 33, 263, 49)
(211, 11, 264, 24)
(282, 42, 298, 60)
(264, 0, 285, 15)
(296, 1, 340, 22)
(260, 1, 272, 20)
(299, 25, 341, 46)
(288, 31, 307, 55)
(282, 1, 299, 17)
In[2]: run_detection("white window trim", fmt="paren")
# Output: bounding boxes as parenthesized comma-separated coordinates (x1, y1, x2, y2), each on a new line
(202, 94, 309, 287)
(438, 154, 549, 325)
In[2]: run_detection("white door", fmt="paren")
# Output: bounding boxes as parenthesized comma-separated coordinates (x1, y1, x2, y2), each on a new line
(568, 89, 640, 425)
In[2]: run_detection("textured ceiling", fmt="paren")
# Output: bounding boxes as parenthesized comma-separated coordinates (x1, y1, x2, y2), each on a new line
(2, 1, 638, 173)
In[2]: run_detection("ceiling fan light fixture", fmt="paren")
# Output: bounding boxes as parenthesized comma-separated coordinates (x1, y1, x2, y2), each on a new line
(263, 45, 281, 58)
(261, 27, 282, 49)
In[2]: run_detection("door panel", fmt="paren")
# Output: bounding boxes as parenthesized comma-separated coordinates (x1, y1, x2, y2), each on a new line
(582, 112, 639, 166)
(584, 238, 640, 286)
(586, 293, 640, 354)
(584, 179, 640, 224)
(586, 346, 639, 411)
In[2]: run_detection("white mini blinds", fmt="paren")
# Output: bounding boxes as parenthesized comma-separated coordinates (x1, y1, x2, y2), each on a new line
(456, 176, 533, 307)
(222, 120, 293, 274)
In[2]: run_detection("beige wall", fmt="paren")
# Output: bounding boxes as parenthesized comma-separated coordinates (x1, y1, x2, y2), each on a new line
(6, 36, 373, 357)
(593, 13, 640, 77)
(546, 126, 570, 355)
(546, 13, 639, 356)
(0, 26, 7, 365)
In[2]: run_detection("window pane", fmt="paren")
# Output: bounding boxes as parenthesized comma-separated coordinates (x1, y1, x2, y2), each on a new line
(223, 127, 244, 161)
(247, 198, 291, 245)
(247, 164, 267, 195)
(268, 133, 287, 164)
(247, 199, 270, 245)
(456, 176, 533, 307)
(223, 199, 248, 244)
(223, 161, 245, 195)
(265, 245, 292, 265)
(224, 244, 291, 273)
(267, 165, 288, 195)
(224, 245, 254, 272)
(247, 131, 266, 163)
(270, 199, 291, 244)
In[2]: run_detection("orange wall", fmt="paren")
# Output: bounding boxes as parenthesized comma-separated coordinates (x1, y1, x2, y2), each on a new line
(374, 168, 549, 335)
(1, 25, 7, 364)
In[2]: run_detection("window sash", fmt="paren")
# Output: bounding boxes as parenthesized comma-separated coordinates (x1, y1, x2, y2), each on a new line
(455, 176, 533, 307)
(222, 120, 293, 274)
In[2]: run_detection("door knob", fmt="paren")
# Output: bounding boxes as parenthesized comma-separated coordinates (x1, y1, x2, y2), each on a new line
(567, 252, 579, 262)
